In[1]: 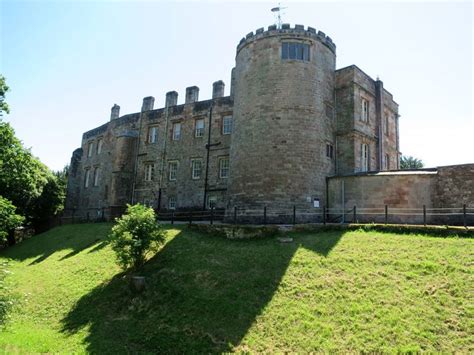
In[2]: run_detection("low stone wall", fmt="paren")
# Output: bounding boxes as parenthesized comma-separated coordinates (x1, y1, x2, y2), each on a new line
(327, 164, 474, 225)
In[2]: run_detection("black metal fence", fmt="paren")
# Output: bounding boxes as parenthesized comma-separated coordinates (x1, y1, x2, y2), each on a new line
(61, 205, 474, 227)
(156, 205, 474, 227)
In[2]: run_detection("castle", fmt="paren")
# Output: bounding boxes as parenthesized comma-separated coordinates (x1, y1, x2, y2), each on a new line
(65, 24, 473, 224)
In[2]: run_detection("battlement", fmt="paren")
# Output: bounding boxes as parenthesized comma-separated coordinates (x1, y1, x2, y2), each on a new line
(236, 24, 336, 55)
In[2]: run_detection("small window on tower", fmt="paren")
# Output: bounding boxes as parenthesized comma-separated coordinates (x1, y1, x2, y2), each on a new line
(282, 42, 310, 61)
(325, 103, 334, 119)
(326, 143, 334, 159)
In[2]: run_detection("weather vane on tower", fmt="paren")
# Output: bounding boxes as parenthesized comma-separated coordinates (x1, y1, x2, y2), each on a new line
(271, 2, 287, 29)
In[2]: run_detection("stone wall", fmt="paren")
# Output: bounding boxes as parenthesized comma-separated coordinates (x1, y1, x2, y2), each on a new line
(335, 65, 399, 174)
(328, 164, 474, 225)
(65, 92, 233, 220)
(228, 25, 337, 221)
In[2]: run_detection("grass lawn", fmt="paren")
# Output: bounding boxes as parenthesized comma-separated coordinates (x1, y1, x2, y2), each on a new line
(0, 223, 472, 352)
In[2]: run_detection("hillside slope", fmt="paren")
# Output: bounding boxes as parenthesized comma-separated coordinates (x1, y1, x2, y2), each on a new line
(0, 223, 472, 352)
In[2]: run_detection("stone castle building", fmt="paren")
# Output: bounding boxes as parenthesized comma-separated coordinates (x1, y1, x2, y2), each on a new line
(65, 24, 473, 224)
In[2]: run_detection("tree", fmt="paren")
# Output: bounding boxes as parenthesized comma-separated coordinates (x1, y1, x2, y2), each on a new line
(0, 197, 24, 246)
(0, 75, 9, 116)
(400, 155, 424, 170)
(0, 119, 49, 219)
(29, 172, 66, 232)
(108, 204, 165, 270)
(0, 76, 66, 236)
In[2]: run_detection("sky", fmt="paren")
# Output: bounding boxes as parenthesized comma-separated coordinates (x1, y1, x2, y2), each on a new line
(1, 0, 473, 171)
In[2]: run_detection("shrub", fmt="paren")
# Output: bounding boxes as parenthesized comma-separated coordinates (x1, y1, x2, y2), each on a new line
(108, 204, 165, 270)
(0, 196, 24, 246)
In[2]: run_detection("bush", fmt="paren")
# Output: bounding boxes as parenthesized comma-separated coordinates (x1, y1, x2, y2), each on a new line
(0, 196, 24, 245)
(108, 204, 165, 270)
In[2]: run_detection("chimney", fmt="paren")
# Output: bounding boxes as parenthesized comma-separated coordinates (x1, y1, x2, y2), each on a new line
(185, 86, 199, 104)
(110, 104, 120, 120)
(165, 91, 178, 107)
(212, 80, 225, 99)
(141, 96, 155, 112)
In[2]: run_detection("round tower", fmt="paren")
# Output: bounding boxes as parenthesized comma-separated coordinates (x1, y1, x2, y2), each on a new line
(227, 24, 337, 222)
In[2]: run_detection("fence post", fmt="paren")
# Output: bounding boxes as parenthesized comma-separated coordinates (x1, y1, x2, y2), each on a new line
(463, 204, 467, 228)
(233, 206, 237, 225)
(423, 205, 426, 226)
(189, 210, 193, 225)
(292, 205, 296, 225)
(210, 206, 214, 225)
(353, 206, 357, 224)
(263, 206, 267, 225)
(323, 205, 326, 225)
(171, 211, 175, 225)
(384, 205, 388, 225)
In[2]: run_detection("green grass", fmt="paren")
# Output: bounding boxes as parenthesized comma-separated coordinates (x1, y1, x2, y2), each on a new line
(0, 223, 472, 352)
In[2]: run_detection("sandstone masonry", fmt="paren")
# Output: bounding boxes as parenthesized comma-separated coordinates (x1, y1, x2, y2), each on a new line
(65, 24, 470, 224)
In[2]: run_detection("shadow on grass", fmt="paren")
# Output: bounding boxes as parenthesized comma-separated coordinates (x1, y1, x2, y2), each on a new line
(0, 223, 113, 265)
(60, 227, 343, 353)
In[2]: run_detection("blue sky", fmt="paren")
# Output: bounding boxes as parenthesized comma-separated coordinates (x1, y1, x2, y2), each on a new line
(1, 0, 472, 171)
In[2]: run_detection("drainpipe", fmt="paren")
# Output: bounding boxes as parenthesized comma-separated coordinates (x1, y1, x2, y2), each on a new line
(158, 106, 171, 210)
(202, 104, 213, 210)
(131, 112, 143, 204)
(375, 79, 384, 171)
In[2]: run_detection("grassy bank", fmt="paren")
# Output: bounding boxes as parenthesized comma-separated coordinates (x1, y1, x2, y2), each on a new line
(0, 223, 472, 352)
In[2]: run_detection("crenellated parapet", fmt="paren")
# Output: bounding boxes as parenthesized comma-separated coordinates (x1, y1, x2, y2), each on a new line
(236, 24, 336, 54)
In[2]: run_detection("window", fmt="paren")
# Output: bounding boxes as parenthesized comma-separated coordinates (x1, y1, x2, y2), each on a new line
(97, 139, 103, 154)
(172, 123, 181, 141)
(195, 119, 204, 137)
(219, 157, 229, 179)
(93, 167, 99, 186)
(148, 126, 158, 143)
(168, 196, 176, 210)
(222, 116, 233, 135)
(144, 163, 155, 181)
(208, 196, 217, 209)
(191, 159, 202, 179)
(325, 103, 334, 119)
(84, 169, 91, 188)
(384, 115, 389, 135)
(361, 99, 369, 122)
(384, 154, 390, 170)
(326, 143, 334, 159)
(361, 143, 369, 172)
(169, 161, 178, 181)
(87, 142, 93, 157)
(281, 42, 310, 61)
